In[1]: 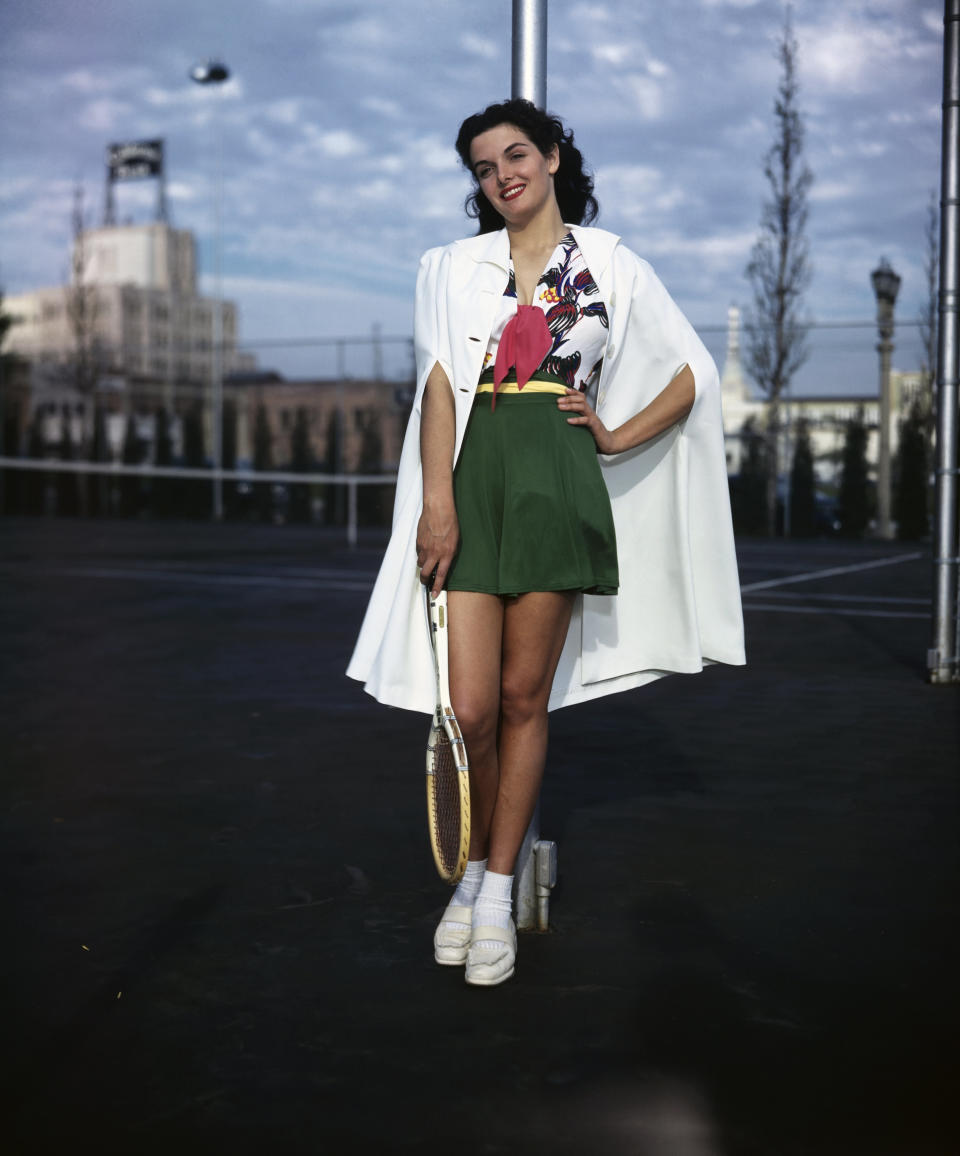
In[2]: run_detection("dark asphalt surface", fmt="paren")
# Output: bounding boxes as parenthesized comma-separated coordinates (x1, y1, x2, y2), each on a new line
(1, 518, 957, 1155)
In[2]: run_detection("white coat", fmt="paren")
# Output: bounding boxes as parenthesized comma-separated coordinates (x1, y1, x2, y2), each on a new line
(346, 224, 745, 713)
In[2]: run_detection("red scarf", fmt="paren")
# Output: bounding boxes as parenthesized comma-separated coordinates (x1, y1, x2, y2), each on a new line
(491, 305, 552, 411)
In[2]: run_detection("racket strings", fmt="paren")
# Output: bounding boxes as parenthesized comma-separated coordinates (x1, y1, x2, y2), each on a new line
(431, 730, 463, 875)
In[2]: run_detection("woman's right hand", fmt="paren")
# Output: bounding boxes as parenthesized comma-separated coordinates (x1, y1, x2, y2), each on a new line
(416, 498, 459, 596)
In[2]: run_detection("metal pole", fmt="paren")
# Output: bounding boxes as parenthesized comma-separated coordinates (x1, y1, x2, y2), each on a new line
(877, 331, 893, 539)
(511, 0, 547, 108)
(190, 60, 230, 522)
(929, 0, 960, 683)
(0, 337, 6, 514)
(347, 479, 357, 547)
(511, 0, 556, 932)
(782, 389, 792, 537)
(336, 339, 345, 526)
(871, 258, 900, 540)
(212, 114, 224, 522)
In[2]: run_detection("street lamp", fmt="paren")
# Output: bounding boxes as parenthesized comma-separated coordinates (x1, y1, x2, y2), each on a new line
(190, 58, 230, 521)
(871, 257, 901, 539)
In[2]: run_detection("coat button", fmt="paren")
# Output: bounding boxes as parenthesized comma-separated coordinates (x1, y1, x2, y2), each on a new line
(607, 343, 616, 357)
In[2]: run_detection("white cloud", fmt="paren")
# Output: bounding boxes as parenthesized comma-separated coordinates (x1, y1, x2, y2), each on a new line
(592, 43, 632, 67)
(362, 97, 403, 119)
(62, 70, 114, 95)
(373, 154, 405, 175)
(921, 9, 941, 35)
(166, 182, 197, 203)
(0, 0, 942, 394)
(593, 163, 688, 222)
(265, 100, 303, 125)
(412, 134, 459, 174)
(799, 12, 937, 97)
(144, 86, 197, 108)
(569, 2, 614, 23)
(305, 128, 366, 158)
(810, 180, 857, 203)
(78, 98, 133, 133)
(355, 179, 394, 203)
(144, 75, 243, 110)
(620, 73, 665, 121)
(643, 228, 756, 263)
(461, 33, 498, 60)
(336, 16, 387, 48)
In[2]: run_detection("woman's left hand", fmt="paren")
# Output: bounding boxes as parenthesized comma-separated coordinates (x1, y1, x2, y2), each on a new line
(558, 389, 618, 454)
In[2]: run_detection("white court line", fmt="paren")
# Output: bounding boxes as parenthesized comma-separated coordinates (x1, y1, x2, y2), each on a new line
(748, 592, 928, 605)
(0, 551, 927, 604)
(0, 565, 372, 592)
(742, 602, 928, 620)
(740, 551, 923, 593)
(134, 562, 377, 582)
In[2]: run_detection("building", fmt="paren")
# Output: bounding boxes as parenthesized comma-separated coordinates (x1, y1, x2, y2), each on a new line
(718, 305, 923, 492)
(4, 221, 257, 452)
(223, 375, 407, 474)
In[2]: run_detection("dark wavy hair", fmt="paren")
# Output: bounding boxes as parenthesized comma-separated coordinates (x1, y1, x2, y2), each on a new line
(455, 99, 598, 234)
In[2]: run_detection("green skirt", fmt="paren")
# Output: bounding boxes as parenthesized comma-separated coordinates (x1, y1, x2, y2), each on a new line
(445, 376, 619, 597)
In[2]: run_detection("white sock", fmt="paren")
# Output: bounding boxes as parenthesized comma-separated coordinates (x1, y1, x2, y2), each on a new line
(472, 870, 514, 948)
(440, 859, 487, 931)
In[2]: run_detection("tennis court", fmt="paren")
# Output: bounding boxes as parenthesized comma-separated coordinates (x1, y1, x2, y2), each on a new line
(2, 519, 956, 1154)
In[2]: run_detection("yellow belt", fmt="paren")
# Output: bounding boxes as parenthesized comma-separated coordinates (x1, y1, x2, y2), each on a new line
(475, 381, 567, 396)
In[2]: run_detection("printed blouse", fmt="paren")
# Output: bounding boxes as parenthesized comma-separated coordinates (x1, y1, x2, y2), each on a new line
(482, 231, 609, 393)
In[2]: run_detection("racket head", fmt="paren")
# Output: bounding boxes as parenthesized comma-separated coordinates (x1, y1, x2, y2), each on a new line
(424, 586, 470, 885)
(426, 712, 470, 883)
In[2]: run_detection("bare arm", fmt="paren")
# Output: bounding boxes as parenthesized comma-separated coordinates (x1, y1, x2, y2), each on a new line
(557, 364, 696, 454)
(416, 362, 459, 595)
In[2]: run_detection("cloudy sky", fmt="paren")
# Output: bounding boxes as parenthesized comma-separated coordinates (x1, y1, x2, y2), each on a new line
(0, 0, 943, 394)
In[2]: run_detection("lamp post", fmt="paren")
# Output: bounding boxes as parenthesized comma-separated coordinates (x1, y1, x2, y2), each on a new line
(871, 257, 901, 539)
(190, 59, 230, 521)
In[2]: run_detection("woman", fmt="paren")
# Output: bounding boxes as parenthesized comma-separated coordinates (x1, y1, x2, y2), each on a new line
(347, 99, 744, 987)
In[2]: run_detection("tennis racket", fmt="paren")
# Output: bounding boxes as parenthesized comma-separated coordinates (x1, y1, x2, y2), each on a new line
(424, 586, 470, 884)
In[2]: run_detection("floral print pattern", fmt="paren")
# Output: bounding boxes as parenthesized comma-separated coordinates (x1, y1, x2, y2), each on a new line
(483, 233, 609, 392)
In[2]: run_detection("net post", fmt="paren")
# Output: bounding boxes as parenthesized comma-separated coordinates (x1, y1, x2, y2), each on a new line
(347, 479, 358, 547)
(514, 805, 541, 930)
(510, 0, 555, 931)
(929, 0, 960, 683)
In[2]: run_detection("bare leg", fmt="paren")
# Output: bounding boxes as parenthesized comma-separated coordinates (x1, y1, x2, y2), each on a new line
(486, 591, 575, 875)
(446, 591, 504, 861)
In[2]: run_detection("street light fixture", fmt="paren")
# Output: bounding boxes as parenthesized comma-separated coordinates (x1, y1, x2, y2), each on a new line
(871, 257, 901, 539)
(190, 59, 230, 521)
(190, 61, 230, 84)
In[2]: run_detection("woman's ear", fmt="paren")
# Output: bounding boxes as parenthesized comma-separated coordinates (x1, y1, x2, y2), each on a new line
(547, 144, 560, 176)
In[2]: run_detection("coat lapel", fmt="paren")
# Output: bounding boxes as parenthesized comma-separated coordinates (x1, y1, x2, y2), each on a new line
(449, 231, 510, 408)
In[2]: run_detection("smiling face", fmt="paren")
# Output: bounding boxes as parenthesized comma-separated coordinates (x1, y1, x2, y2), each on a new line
(468, 123, 560, 226)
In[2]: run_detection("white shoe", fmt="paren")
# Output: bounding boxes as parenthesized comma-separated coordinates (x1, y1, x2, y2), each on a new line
(465, 920, 516, 986)
(433, 903, 473, 965)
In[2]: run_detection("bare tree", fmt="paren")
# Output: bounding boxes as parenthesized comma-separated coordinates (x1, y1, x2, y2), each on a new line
(66, 183, 101, 394)
(918, 191, 939, 436)
(744, 9, 813, 537)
